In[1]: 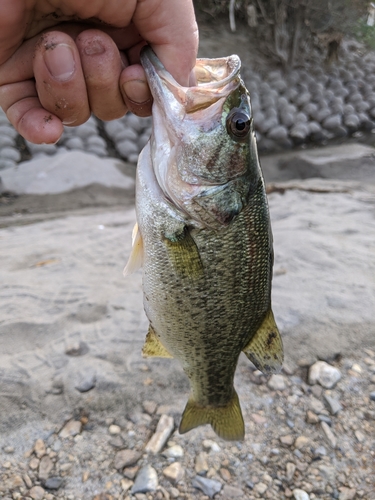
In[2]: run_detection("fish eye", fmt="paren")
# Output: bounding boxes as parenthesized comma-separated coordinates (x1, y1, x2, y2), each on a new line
(226, 109, 252, 142)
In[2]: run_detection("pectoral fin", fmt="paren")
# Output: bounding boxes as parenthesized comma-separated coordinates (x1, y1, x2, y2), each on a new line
(164, 227, 204, 280)
(123, 223, 143, 277)
(142, 325, 173, 358)
(179, 390, 244, 441)
(243, 309, 283, 374)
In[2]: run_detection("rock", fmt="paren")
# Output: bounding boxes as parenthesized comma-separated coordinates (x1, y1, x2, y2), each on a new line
(254, 482, 268, 494)
(44, 477, 64, 490)
(114, 449, 142, 470)
(87, 145, 107, 157)
(295, 92, 311, 107)
(308, 361, 341, 388)
(0, 158, 16, 170)
(294, 436, 310, 449)
(29, 486, 46, 500)
(109, 435, 124, 448)
(338, 487, 357, 500)
(354, 429, 365, 442)
(0, 146, 21, 162)
(142, 400, 157, 415)
(59, 420, 82, 438)
(344, 113, 360, 128)
(162, 462, 184, 483)
(220, 468, 231, 481)
(108, 424, 121, 435)
(0, 135, 14, 148)
(286, 462, 296, 482)
(120, 478, 133, 492)
(306, 410, 319, 424)
(0, 124, 18, 138)
(65, 137, 85, 150)
(290, 123, 309, 142)
(0, 151, 134, 194)
(293, 488, 310, 500)
(131, 465, 158, 494)
(370, 391, 375, 401)
(280, 434, 294, 446)
(202, 439, 221, 453)
(192, 476, 222, 498)
(145, 414, 174, 454)
(280, 112, 295, 128)
(162, 445, 184, 458)
(323, 394, 343, 415)
(6, 475, 24, 489)
(128, 153, 139, 163)
(39, 455, 54, 481)
(34, 439, 46, 458)
(64, 341, 88, 357)
(322, 114, 342, 130)
(195, 451, 209, 474)
(74, 368, 96, 392)
(116, 139, 139, 159)
(222, 485, 244, 498)
(123, 466, 139, 479)
(125, 113, 145, 133)
(267, 125, 288, 141)
(267, 374, 286, 391)
(321, 421, 337, 448)
(87, 135, 107, 148)
(29, 457, 40, 470)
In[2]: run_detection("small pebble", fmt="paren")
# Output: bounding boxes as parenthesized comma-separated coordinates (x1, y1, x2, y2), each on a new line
(293, 488, 310, 500)
(145, 414, 174, 454)
(192, 475, 222, 498)
(131, 465, 158, 494)
(267, 374, 286, 391)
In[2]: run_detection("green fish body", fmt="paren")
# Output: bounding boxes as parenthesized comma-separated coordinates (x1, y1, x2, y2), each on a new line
(124, 48, 283, 441)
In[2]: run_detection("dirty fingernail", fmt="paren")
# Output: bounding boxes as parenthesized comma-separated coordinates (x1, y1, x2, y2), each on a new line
(122, 80, 151, 103)
(44, 44, 75, 82)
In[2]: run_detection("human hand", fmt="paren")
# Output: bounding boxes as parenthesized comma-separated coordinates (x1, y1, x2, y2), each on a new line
(0, 0, 198, 144)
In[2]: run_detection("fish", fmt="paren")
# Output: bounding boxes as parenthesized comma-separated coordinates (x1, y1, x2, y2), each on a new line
(124, 47, 283, 441)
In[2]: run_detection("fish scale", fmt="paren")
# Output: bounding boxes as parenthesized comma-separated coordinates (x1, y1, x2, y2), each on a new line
(124, 47, 283, 441)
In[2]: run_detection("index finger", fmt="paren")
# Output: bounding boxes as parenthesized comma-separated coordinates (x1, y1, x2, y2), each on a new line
(132, 0, 198, 86)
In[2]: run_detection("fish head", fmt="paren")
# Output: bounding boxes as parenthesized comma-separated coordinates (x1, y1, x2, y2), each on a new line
(141, 47, 260, 227)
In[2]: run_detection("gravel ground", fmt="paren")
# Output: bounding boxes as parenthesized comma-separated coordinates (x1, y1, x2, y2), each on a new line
(1, 354, 374, 500)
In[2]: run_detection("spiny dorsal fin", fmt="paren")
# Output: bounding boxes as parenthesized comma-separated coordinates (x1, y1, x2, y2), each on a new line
(243, 308, 283, 374)
(142, 324, 173, 358)
(179, 390, 244, 441)
(123, 223, 143, 277)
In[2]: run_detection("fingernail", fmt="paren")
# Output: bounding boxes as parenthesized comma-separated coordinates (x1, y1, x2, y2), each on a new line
(44, 44, 75, 82)
(84, 40, 105, 56)
(122, 80, 151, 104)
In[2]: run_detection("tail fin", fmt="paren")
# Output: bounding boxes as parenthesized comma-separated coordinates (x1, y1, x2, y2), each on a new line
(179, 391, 244, 441)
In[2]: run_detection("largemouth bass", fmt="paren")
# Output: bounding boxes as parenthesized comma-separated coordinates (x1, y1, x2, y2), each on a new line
(124, 47, 283, 441)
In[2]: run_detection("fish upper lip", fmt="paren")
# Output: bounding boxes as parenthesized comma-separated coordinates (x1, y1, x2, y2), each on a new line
(140, 46, 242, 113)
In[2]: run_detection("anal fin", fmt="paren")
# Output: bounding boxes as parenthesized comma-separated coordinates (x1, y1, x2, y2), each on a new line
(179, 390, 244, 441)
(243, 308, 283, 374)
(123, 223, 143, 277)
(142, 325, 173, 358)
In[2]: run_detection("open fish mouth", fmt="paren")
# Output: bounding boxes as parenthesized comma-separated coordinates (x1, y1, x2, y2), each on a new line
(140, 46, 242, 114)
